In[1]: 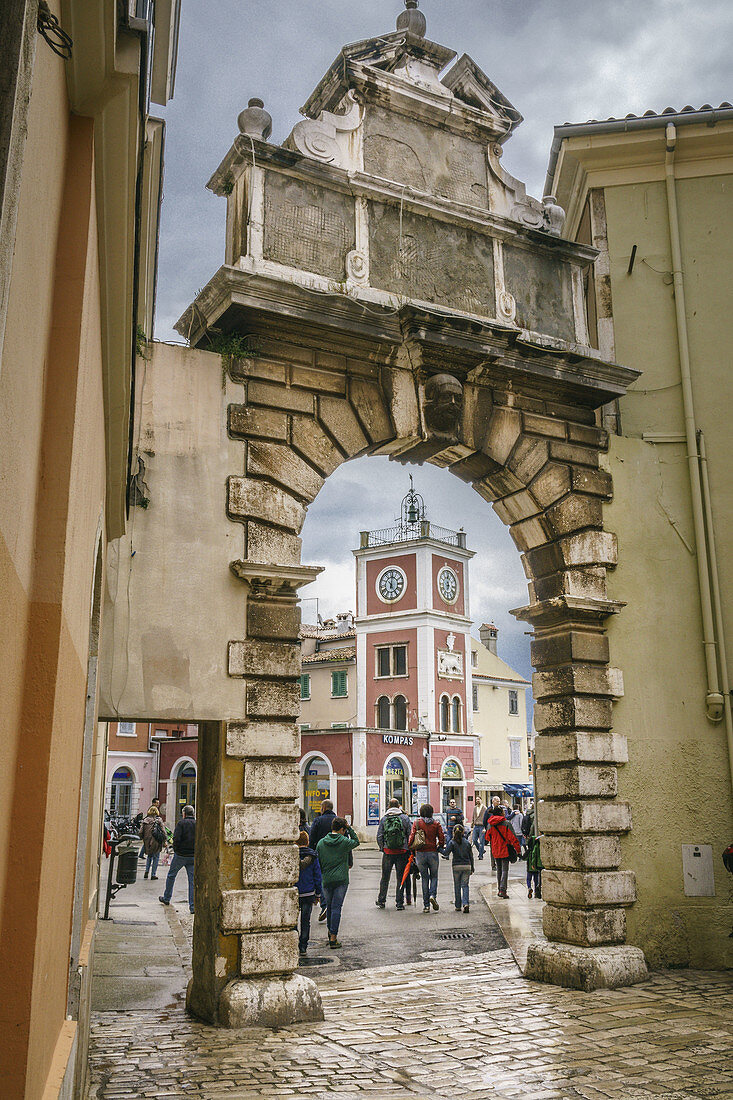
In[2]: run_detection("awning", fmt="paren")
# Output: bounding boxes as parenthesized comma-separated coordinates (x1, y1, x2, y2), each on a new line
(503, 782, 533, 797)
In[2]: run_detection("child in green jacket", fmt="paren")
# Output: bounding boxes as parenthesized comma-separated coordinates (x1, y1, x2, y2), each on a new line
(315, 818, 360, 949)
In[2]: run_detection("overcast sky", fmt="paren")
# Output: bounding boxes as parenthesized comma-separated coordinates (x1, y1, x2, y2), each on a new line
(153, 0, 732, 715)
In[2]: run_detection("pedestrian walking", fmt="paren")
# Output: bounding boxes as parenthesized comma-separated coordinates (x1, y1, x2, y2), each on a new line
(297, 830, 322, 955)
(507, 805, 526, 856)
(470, 798, 486, 860)
(375, 798, 411, 910)
(159, 804, 196, 914)
(139, 799, 162, 860)
(522, 803, 542, 899)
(315, 817, 360, 949)
(483, 796, 504, 869)
(308, 799, 336, 923)
(444, 798, 464, 847)
(443, 823, 475, 912)
(487, 806, 520, 899)
(139, 805, 165, 880)
(407, 803, 445, 913)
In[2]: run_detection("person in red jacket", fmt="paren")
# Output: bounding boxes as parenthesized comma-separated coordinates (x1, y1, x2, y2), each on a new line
(487, 809, 520, 898)
(407, 803, 445, 913)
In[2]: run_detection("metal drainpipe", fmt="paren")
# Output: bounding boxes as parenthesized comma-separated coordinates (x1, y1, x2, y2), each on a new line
(697, 432, 733, 789)
(664, 123, 724, 722)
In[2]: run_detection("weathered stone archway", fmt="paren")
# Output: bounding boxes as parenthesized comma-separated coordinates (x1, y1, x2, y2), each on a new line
(103, 5, 652, 1026)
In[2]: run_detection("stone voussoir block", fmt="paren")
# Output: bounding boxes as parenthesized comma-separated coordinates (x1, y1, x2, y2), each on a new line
(246, 679, 300, 720)
(534, 695, 613, 732)
(542, 869, 636, 908)
(532, 664, 624, 700)
(539, 800, 632, 835)
(571, 466, 613, 499)
(509, 514, 553, 553)
(221, 887, 298, 933)
(228, 477, 305, 533)
(506, 436, 550, 484)
(246, 522, 302, 567)
(225, 802, 298, 844)
(541, 903, 628, 948)
(228, 404, 289, 442)
(482, 405, 522, 464)
(533, 731, 629, 767)
(247, 380, 315, 415)
(492, 489, 542, 526)
(228, 639, 300, 679)
(536, 764, 618, 800)
(529, 463, 572, 508)
(546, 494, 604, 538)
(532, 566, 608, 602)
(567, 422, 609, 450)
(541, 834, 621, 871)
(349, 378, 394, 445)
(558, 529, 617, 567)
(246, 442, 324, 503)
(242, 844, 299, 887)
(244, 759, 300, 801)
(247, 600, 301, 642)
(227, 721, 300, 759)
(290, 415, 343, 477)
(239, 931, 300, 978)
(522, 411, 567, 440)
(531, 630, 610, 670)
(318, 395, 369, 458)
(549, 439, 601, 468)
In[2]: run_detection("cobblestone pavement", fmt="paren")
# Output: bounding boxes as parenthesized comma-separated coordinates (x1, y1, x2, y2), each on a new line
(88, 941, 733, 1099)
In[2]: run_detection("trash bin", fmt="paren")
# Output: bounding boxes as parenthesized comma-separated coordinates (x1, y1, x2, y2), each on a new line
(116, 834, 142, 884)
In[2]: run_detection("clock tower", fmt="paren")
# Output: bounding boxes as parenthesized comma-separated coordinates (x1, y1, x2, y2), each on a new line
(353, 479, 477, 816)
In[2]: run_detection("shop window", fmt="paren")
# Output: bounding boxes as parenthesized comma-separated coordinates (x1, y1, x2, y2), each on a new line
(440, 695, 449, 732)
(452, 696, 461, 733)
(377, 695, 391, 729)
(331, 670, 348, 697)
(385, 756, 406, 806)
(376, 644, 408, 678)
(299, 674, 310, 699)
(393, 695, 407, 731)
(118, 721, 135, 737)
(472, 684, 479, 711)
(508, 689, 518, 715)
(303, 756, 330, 824)
(509, 740, 522, 768)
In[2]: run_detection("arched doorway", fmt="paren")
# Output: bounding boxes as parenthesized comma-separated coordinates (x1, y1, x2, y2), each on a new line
(176, 762, 197, 814)
(110, 766, 134, 816)
(302, 754, 332, 824)
(441, 758, 465, 814)
(384, 755, 410, 808)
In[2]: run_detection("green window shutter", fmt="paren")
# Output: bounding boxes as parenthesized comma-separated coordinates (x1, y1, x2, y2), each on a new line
(300, 674, 310, 699)
(331, 670, 347, 697)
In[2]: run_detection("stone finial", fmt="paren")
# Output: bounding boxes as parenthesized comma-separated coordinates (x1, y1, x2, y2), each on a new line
(396, 0, 427, 37)
(237, 98, 272, 141)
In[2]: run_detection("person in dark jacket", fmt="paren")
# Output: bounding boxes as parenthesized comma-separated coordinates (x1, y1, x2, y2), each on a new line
(159, 805, 196, 913)
(483, 796, 505, 870)
(315, 817, 360, 949)
(522, 803, 542, 899)
(487, 809, 520, 899)
(408, 804, 445, 913)
(444, 798, 464, 847)
(308, 800, 336, 922)
(375, 798, 410, 910)
(443, 823, 475, 912)
(297, 830, 322, 955)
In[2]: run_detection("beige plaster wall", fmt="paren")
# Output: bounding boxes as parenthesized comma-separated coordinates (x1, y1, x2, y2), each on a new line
(472, 641, 530, 788)
(99, 341, 251, 720)
(299, 662, 356, 729)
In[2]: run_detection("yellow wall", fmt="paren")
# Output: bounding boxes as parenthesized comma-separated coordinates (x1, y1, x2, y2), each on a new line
(299, 662, 355, 728)
(0, 33, 109, 1099)
(471, 641, 530, 789)
(601, 173, 733, 968)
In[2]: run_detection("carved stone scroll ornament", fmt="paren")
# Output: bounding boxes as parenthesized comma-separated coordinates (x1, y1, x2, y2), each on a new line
(488, 143, 566, 236)
(286, 90, 362, 170)
(423, 372, 464, 439)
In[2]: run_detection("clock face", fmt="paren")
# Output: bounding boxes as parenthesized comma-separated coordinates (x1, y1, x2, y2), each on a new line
(377, 567, 406, 603)
(438, 566, 459, 603)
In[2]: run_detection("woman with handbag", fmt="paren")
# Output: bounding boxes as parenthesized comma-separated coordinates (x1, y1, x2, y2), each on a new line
(407, 803, 445, 913)
(139, 805, 165, 880)
(487, 807, 520, 899)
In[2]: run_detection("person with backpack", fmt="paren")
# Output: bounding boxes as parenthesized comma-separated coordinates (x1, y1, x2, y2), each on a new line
(487, 805, 520, 899)
(297, 830, 322, 956)
(315, 817, 360, 949)
(375, 798, 411, 910)
(407, 803, 446, 913)
(443, 823, 475, 912)
(139, 805, 165, 880)
(522, 803, 542, 899)
(308, 799, 336, 923)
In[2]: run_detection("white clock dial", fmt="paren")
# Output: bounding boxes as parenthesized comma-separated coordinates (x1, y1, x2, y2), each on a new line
(438, 566, 458, 603)
(377, 567, 405, 602)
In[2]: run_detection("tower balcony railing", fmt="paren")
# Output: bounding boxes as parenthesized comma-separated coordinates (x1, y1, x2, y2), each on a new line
(360, 521, 466, 549)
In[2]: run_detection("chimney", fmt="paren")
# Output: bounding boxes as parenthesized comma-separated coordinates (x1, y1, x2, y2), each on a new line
(336, 611, 353, 634)
(480, 622, 498, 655)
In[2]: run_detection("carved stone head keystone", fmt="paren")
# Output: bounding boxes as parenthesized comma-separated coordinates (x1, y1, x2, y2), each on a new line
(423, 373, 464, 437)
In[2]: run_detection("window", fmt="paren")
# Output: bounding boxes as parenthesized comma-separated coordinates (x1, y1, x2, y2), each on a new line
(375, 644, 408, 678)
(509, 740, 522, 768)
(155, 728, 166, 738)
(472, 685, 479, 712)
(440, 695, 449, 732)
(110, 767, 133, 814)
(331, 670, 348, 697)
(299, 724, 311, 731)
(508, 690, 518, 716)
(331, 723, 348, 729)
(394, 695, 407, 731)
(303, 756, 330, 824)
(118, 721, 135, 737)
(299, 674, 310, 700)
(377, 695, 391, 729)
(385, 756, 406, 806)
(452, 696, 461, 733)
(471, 650, 477, 668)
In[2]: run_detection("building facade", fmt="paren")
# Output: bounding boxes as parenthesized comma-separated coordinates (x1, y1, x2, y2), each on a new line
(103, 720, 199, 824)
(299, 484, 530, 832)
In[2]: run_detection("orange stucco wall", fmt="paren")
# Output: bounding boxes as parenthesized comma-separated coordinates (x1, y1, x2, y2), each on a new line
(0, 29, 108, 1097)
